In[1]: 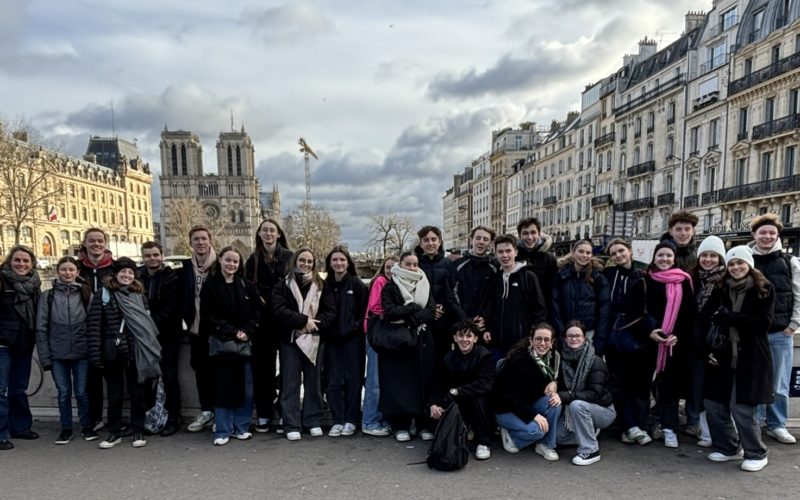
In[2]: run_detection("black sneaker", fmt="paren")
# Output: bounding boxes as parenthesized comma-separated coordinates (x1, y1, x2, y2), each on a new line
(572, 450, 602, 466)
(160, 421, 180, 437)
(11, 430, 39, 440)
(0, 440, 14, 451)
(82, 428, 99, 441)
(132, 433, 147, 448)
(119, 424, 133, 437)
(255, 421, 270, 433)
(99, 433, 122, 449)
(54, 429, 73, 445)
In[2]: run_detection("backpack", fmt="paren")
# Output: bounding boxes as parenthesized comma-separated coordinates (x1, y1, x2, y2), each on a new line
(426, 402, 469, 472)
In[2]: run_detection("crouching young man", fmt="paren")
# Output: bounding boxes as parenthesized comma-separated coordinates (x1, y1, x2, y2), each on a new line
(428, 320, 495, 460)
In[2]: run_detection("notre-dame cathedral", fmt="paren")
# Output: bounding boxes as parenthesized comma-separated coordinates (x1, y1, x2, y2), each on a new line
(158, 125, 279, 255)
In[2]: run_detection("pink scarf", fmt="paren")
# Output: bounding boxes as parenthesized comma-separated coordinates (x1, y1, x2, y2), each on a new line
(649, 268, 693, 374)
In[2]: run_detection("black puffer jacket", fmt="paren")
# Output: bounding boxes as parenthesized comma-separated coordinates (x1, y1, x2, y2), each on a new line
(326, 273, 368, 341)
(271, 277, 337, 344)
(552, 259, 611, 353)
(138, 265, 181, 337)
(516, 233, 558, 319)
(35, 280, 89, 368)
(414, 246, 464, 323)
(86, 286, 131, 367)
(481, 263, 547, 351)
(557, 354, 614, 407)
(454, 252, 498, 319)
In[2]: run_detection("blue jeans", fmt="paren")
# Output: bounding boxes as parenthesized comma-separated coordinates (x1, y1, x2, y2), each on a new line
(757, 331, 793, 429)
(495, 395, 560, 450)
(51, 358, 90, 431)
(0, 347, 33, 441)
(361, 339, 385, 429)
(215, 362, 253, 438)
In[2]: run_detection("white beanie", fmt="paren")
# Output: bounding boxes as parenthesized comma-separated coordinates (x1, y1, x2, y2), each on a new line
(726, 245, 755, 269)
(697, 236, 726, 261)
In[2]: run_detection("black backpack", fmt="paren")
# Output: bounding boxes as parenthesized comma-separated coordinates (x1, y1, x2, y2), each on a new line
(426, 402, 469, 471)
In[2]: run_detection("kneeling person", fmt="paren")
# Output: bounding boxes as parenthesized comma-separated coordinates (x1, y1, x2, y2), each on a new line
(555, 321, 616, 466)
(428, 320, 495, 460)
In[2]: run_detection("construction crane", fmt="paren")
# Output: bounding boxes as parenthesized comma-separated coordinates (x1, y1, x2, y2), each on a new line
(298, 138, 318, 206)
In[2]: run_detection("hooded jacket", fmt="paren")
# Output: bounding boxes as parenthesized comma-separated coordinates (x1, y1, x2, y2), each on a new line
(482, 262, 547, 352)
(35, 280, 89, 368)
(659, 232, 697, 272)
(326, 273, 368, 341)
(748, 239, 800, 332)
(552, 258, 611, 353)
(78, 249, 115, 293)
(414, 246, 465, 323)
(138, 264, 181, 337)
(454, 251, 498, 318)
(516, 233, 558, 319)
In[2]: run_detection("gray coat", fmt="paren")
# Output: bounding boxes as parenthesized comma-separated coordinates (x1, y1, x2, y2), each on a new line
(35, 280, 89, 369)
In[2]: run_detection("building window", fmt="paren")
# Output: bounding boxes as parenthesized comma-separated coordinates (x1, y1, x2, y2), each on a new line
(666, 136, 674, 157)
(744, 58, 752, 76)
(619, 153, 626, 173)
(761, 151, 772, 181)
(735, 158, 747, 184)
(71, 206, 77, 219)
(738, 107, 748, 139)
(709, 119, 719, 148)
(790, 88, 799, 115)
(181, 144, 187, 175)
(721, 7, 737, 31)
(706, 167, 716, 191)
(690, 127, 699, 154)
(171, 144, 178, 175)
(665, 175, 673, 193)
(81, 208, 87, 221)
(781, 204, 792, 226)
(80, 187, 86, 200)
(621, 124, 628, 141)
(733, 210, 743, 226)
(765, 96, 775, 122)
(772, 45, 781, 64)
(634, 147, 640, 164)
(710, 42, 726, 69)
(785, 146, 796, 176)
(667, 102, 675, 123)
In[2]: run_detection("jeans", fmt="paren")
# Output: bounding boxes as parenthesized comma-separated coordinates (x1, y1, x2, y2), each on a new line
(189, 333, 214, 412)
(215, 362, 253, 438)
(495, 395, 561, 450)
(705, 381, 767, 460)
(0, 347, 33, 441)
(557, 401, 616, 454)
(757, 331, 793, 429)
(279, 341, 323, 432)
(361, 339, 386, 430)
(325, 336, 364, 425)
(104, 358, 146, 433)
(51, 358, 90, 431)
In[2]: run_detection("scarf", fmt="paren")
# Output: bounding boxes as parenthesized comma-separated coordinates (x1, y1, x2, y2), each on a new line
(696, 265, 726, 311)
(289, 276, 322, 365)
(113, 287, 162, 383)
(78, 249, 114, 270)
(649, 268, 692, 374)
(726, 275, 754, 370)
(530, 349, 558, 382)
(1, 267, 41, 330)
(390, 264, 430, 308)
(561, 341, 596, 430)
(189, 248, 217, 334)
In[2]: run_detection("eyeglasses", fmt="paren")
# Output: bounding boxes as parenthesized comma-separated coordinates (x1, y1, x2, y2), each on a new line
(565, 334, 584, 340)
(532, 337, 552, 343)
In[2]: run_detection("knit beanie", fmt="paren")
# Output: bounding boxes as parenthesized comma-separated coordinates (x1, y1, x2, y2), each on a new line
(113, 257, 137, 274)
(652, 240, 677, 259)
(725, 246, 755, 269)
(697, 236, 726, 261)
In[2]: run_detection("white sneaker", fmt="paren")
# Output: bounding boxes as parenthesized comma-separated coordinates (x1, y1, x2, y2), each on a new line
(766, 427, 797, 444)
(362, 426, 390, 436)
(697, 438, 713, 448)
(420, 430, 434, 441)
(708, 449, 744, 462)
(663, 429, 678, 448)
(395, 430, 411, 442)
(342, 423, 357, 436)
(500, 428, 519, 453)
(235, 432, 252, 440)
(286, 431, 301, 441)
(213, 437, 229, 446)
(309, 427, 323, 437)
(475, 444, 491, 460)
(535, 442, 559, 461)
(741, 457, 768, 472)
(622, 426, 652, 445)
(187, 411, 214, 432)
(329, 424, 344, 437)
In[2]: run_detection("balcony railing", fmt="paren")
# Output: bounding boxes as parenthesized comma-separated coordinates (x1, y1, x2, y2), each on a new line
(627, 160, 655, 177)
(667, 116, 675, 125)
(699, 54, 729, 75)
(619, 135, 627, 145)
(684, 194, 699, 208)
(614, 74, 686, 115)
(737, 130, 748, 141)
(634, 130, 641, 139)
(647, 125, 654, 134)
(594, 132, 616, 148)
(543, 196, 558, 206)
(752, 113, 800, 141)
(715, 174, 800, 203)
(657, 193, 675, 205)
(729, 51, 800, 95)
(614, 197, 654, 212)
(702, 191, 719, 205)
(591, 194, 613, 207)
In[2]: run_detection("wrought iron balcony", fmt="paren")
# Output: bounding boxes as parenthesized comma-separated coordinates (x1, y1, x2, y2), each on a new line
(594, 132, 616, 148)
(752, 113, 800, 141)
(657, 193, 675, 206)
(627, 160, 655, 177)
(543, 195, 558, 206)
(634, 130, 641, 139)
(702, 191, 719, 205)
(614, 197, 654, 212)
(716, 174, 800, 203)
(667, 116, 675, 125)
(614, 74, 686, 115)
(591, 194, 613, 207)
(737, 130, 748, 141)
(683, 194, 699, 208)
(647, 125, 655, 134)
(729, 51, 800, 95)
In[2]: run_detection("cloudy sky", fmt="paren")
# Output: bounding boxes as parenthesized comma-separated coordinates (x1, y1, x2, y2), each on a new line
(1, 0, 703, 249)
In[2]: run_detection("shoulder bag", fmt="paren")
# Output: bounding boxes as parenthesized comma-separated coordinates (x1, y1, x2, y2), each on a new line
(366, 316, 418, 353)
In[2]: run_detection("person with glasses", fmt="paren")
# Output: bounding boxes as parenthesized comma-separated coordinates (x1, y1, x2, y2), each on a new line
(493, 323, 561, 461)
(554, 321, 616, 466)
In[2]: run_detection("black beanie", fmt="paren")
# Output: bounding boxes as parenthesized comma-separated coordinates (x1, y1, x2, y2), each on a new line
(113, 257, 137, 274)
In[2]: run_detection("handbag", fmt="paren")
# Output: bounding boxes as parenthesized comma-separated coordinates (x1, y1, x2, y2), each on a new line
(208, 336, 252, 358)
(366, 316, 418, 353)
(609, 313, 648, 352)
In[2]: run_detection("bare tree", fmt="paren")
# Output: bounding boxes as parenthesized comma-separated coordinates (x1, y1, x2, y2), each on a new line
(0, 123, 61, 245)
(162, 197, 229, 255)
(390, 215, 415, 254)
(366, 214, 398, 258)
(283, 202, 341, 262)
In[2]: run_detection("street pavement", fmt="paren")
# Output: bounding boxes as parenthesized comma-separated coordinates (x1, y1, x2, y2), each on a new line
(2, 420, 799, 499)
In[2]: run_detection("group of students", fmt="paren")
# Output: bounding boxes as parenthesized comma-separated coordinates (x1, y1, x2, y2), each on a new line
(0, 212, 796, 472)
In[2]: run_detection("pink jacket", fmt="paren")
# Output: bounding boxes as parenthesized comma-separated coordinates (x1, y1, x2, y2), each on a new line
(363, 275, 388, 332)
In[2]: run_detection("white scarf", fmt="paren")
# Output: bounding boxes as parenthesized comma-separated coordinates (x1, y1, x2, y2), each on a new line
(288, 276, 322, 365)
(390, 264, 430, 308)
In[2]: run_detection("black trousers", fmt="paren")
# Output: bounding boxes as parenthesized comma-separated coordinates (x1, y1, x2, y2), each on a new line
(606, 348, 655, 430)
(87, 365, 104, 424)
(252, 336, 280, 422)
(104, 358, 145, 433)
(159, 334, 182, 423)
(325, 336, 365, 425)
(189, 333, 214, 412)
(456, 396, 493, 446)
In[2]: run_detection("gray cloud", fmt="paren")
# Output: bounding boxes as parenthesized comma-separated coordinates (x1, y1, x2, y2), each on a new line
(240, 2, 334, 44)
